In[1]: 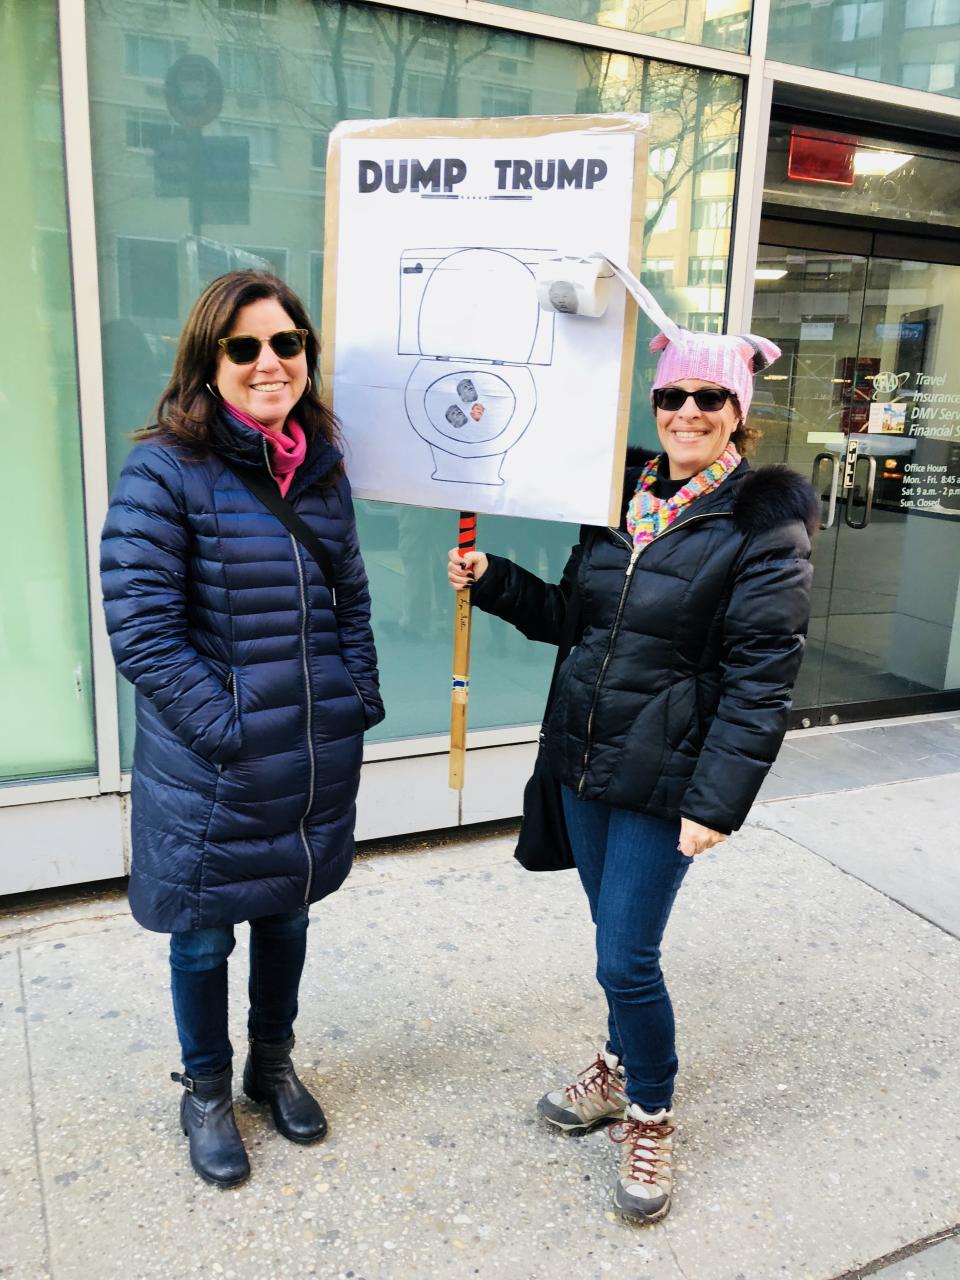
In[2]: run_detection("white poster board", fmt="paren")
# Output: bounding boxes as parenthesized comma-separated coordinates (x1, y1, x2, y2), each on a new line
(321, 115, 648, 527)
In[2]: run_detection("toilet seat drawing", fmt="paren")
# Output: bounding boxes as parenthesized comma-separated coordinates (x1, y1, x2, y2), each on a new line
(399, 245, 555, 486)
(404, 362, 536, 485)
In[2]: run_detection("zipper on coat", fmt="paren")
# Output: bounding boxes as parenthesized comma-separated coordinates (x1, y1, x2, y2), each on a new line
(576, 512, 732, 796)
(290, 535, 317, 903)
(578, 543, 639, 795)
(227, 670, 240, 719)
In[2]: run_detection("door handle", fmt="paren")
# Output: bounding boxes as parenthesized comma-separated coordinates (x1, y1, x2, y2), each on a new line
(812, 452, 841, 530)
(844, 455, 877, 529)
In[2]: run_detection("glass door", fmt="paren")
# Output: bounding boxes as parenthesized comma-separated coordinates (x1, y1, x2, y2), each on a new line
(752, 226, 960, 725)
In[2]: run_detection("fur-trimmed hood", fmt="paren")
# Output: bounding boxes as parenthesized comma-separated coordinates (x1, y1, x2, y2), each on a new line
(623, 446, 819, 537)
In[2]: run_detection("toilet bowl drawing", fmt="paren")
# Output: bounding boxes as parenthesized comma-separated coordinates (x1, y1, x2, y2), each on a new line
(399, 246, 555, 485)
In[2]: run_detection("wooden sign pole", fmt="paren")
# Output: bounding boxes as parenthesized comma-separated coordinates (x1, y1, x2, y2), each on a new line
(449, 511, 476, 790)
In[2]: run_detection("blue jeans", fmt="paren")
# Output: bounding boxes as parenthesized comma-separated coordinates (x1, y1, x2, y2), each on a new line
(169, 908, 309, 1077)
(561, 788, 693, 1112)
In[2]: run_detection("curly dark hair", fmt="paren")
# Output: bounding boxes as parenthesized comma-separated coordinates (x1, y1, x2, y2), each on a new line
(137, 270, 342, 483)
(730, 394, 761, 456)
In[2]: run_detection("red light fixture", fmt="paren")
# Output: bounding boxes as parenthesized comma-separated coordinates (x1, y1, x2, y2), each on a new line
(787, 130, 856, 186)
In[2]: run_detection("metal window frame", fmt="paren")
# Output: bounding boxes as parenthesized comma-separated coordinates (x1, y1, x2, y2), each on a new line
(9, 0, 959, 817)
(59, 0, 121, 796)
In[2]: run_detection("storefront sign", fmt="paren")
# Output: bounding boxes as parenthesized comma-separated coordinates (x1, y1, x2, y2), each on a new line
(800, 321, 834, 341)
(908, 374, 960, 438)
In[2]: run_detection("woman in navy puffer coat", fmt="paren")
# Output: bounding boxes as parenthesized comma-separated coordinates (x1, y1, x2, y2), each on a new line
(101, 271, 383, 1188)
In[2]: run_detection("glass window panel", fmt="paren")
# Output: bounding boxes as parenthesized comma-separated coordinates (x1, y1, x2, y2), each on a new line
(482, 0, 750, 53)
(220, 0, 278, 14)
(764, 121, 960, 232)
(126, 109, 177, 152)
(769, 0, 960, 98)
(124, 33, 187, 80)
(1, 2, 96, 780)
(905, 0, 932, 27)
(220, 120, 279, 165)
(86, 0, 741, 758)
(218, 45, 279, 97)
(404, 71, 445, 116)
(478, 83, 533, 115)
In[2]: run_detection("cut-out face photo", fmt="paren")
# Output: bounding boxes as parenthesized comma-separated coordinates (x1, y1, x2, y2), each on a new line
(425, 370, 516, 446)
(547, 280, 581, 315)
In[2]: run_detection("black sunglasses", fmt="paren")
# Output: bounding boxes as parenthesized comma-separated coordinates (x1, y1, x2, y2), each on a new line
(217, 328, 308, 365)
(653, 386, 732, 413)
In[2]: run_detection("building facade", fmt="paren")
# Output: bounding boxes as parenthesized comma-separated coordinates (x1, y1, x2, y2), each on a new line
(3, 0, 960, 893)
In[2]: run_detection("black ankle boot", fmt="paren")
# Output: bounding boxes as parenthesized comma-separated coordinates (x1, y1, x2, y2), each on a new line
(242, 1035, 327, 1144)
(172, 1066, 250, 1188)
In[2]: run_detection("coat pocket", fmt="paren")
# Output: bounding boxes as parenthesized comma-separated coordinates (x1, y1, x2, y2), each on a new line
(217, 670, 243, 773)
(344, 669, 372, 729)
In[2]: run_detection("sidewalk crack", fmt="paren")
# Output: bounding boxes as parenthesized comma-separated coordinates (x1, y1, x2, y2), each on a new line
(663, 1227, 690, 1280)
(18, 948, 54, 1280)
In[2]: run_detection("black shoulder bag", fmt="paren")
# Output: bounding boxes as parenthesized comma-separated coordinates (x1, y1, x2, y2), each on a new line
(222, 462, 338, 603)
(514, 569, 580, 873)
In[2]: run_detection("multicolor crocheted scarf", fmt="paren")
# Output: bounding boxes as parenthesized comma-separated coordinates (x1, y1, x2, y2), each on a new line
(626, 443, 741, 549)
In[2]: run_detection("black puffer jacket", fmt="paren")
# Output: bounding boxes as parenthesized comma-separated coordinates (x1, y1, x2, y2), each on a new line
(472, 451, 819, 835)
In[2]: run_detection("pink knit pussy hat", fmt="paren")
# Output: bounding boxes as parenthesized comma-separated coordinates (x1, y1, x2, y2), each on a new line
(650, 330, 781, 421)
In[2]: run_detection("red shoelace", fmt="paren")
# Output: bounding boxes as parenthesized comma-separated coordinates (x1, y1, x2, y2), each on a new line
(609, 1115, 675, 1187)
(564, 1054, 619, 1103)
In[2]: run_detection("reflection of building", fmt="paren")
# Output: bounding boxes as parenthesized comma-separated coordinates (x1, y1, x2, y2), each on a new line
(5, 0, 960, 892)
(89, 4, 739, 352)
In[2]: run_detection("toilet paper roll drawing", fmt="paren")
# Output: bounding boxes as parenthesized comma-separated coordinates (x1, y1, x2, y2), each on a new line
(535, 255, 615, 318)
(536, 252, 686, 346)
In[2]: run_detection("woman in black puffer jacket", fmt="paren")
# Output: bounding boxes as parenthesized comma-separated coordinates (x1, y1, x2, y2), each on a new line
(447, 328, 817, 1225)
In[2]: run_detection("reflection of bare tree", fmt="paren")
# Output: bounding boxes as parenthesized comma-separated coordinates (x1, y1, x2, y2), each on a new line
(432, 25, 499, 116)
(546, 0, 748, 47)
(312, 3, 497, 120)
(578, 53, 740, 236)
(367, 10, 427, 116)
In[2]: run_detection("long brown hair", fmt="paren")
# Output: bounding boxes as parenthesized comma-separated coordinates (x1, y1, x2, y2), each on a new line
(139, 271, 342, 482)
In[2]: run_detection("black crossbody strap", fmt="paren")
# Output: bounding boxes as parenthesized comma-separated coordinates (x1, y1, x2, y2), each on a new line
(223, 462, 338, 604)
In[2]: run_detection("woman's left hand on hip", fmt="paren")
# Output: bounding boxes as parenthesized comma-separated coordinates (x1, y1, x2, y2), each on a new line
(678, 817, 727, 857)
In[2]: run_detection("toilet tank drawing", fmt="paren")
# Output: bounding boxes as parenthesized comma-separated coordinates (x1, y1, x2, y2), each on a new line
(398, 246, 555, 366)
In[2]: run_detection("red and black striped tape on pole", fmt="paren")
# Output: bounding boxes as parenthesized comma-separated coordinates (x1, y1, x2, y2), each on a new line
(450, 511, 477, 790)
(457, 511, 477, 558)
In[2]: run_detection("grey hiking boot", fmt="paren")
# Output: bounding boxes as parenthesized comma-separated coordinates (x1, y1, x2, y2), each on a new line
(609, 1102, 675, 1223)
(537, 1050, 628, 1133)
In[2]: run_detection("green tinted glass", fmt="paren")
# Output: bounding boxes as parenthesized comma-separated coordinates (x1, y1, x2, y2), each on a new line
(768, 0, 960, 98)
(86, 1, 741, 756)
(0, 1, 96, 780)
(479, 0, 750, 53)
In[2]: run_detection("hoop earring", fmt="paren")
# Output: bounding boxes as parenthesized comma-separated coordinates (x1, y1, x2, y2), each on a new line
(205, 382, 221, 400)
(305, 377, 312, 394)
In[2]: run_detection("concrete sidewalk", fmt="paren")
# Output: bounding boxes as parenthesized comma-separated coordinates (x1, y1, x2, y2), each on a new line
(2, 764, 959, 1278)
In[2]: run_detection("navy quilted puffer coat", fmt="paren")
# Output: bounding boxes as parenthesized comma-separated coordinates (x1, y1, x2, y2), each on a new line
(100, 415, 384, 933)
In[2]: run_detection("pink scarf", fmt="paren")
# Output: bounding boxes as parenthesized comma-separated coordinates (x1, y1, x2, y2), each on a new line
(225, 402, 307, 498)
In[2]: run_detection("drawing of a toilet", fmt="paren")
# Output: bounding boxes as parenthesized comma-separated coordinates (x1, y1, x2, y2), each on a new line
(399, 247, 555, 485)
